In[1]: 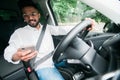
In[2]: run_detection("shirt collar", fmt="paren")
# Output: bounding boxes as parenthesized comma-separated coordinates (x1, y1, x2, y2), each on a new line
(26, 23, 43, 31)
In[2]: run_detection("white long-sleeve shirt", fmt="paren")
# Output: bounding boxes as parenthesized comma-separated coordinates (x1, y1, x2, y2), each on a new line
(4, 23, 74, 70)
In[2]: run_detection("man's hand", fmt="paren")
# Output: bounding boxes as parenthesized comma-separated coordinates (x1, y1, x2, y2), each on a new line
(85, 18, 95, 31)
(12, 47, 38, 62)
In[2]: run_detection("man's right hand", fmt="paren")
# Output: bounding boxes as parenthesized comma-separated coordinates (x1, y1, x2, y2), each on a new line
(12, 47, 38, 62)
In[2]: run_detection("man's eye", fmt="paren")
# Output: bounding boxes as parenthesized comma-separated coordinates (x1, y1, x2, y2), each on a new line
(23, 12, 38, 18)
(23, 14, 28, 18)
(31, 13, 38, 16)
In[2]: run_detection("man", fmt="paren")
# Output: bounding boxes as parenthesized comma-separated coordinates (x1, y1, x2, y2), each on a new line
(4, 1, 94, 80)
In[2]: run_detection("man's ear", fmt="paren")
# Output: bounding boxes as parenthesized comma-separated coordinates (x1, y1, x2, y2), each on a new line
(38, 13, 41, 19)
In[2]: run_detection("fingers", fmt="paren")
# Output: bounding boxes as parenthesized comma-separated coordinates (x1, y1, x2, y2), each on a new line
(21, 51, 37, 61)
(85, 18, 95, 31)
(21, 49, 32, 56)
(14, 48, 37, 62)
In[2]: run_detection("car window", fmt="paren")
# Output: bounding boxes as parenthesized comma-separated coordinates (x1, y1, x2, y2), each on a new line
(0, 10, 18, 21)
(0, 9, 20, 55)
(50, 0, 110, 33)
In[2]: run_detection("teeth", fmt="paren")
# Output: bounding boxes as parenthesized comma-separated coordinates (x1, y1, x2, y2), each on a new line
(30, 21, 35, 23)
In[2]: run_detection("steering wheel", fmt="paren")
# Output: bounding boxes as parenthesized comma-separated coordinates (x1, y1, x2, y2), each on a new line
(52, 20, 118, 80)
(53, 19, 92, 64)
(53, 19, 116, 77)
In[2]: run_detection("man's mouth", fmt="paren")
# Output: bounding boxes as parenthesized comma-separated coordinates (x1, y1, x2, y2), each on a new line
(29, 20, 36, 23)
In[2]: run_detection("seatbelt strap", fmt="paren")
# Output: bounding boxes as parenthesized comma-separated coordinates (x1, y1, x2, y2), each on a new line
(36, 14, 49, 50)
(33, 51, 54, 69)
(36, 14, 49, 51)
(35, 22, 47, 51)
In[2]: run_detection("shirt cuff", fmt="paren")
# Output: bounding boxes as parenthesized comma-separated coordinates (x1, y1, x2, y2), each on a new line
(9, 55, 20, 64)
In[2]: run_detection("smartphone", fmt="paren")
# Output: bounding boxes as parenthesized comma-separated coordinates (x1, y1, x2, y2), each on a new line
(21, 46, 36, 52)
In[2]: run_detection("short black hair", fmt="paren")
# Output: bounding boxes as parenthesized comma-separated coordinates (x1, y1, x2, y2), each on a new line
(17, 0, 46, 23)
(17, 0, 39, 12)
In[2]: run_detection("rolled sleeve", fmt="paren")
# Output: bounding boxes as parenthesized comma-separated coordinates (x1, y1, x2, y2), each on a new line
(4, 30, 21, 64)
(4, 46, 20, 64)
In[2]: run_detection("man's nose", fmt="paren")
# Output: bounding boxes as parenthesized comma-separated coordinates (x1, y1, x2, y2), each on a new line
(28, 15, 34, 19)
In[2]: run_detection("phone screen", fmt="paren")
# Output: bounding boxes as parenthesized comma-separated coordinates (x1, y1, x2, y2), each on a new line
(21, 46, 36, 52)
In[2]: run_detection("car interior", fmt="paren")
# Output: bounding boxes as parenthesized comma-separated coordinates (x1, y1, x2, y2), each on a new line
(0, 0, 120, 80)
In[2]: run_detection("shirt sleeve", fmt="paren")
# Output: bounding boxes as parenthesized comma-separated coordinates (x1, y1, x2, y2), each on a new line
(4, 30, 21, 64)
(47, 24, 75, 36)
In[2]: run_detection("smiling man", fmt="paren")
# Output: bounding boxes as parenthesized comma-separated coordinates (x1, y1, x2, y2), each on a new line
(3, 0, 73, 80)
(3, 0, 95, 80)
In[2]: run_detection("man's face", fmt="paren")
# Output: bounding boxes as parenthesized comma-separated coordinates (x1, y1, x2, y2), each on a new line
(22, 6, 40, 28)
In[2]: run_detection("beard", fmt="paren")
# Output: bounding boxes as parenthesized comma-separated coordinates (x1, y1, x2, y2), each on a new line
(28, 19, 39, 28)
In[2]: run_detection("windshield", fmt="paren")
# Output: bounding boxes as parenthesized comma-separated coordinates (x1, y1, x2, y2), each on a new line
(50, 0, 111, 33)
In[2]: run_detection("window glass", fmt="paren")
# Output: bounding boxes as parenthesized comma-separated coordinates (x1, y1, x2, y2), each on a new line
(50, 0, 110, 33)
(0, 10, 18, 21)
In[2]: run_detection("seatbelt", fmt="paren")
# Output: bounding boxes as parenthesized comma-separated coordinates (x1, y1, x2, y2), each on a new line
(33, 51, 53, 69)
(35, 21, 47, 51)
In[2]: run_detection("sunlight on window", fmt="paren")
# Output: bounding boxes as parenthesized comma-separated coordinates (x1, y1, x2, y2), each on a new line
(50, 0, 110, 33)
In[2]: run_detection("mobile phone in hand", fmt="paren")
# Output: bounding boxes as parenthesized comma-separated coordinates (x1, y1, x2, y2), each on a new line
(21, 46, 36, 52)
